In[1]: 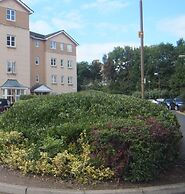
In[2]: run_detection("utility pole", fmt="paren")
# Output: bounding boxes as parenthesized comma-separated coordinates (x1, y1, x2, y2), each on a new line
(139, 0, 144, 99)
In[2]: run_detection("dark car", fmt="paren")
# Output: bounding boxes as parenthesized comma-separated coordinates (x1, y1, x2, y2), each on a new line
(173, 97, 185, 111)
(163, 98, 175, 110)
(0, 99, 10, 113)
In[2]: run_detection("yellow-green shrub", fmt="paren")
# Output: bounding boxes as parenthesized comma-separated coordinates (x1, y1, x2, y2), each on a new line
(0, 131, 114, 184)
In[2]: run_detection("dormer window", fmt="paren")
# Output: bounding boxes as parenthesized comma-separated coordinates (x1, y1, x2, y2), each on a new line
(6, 9, 16, 21)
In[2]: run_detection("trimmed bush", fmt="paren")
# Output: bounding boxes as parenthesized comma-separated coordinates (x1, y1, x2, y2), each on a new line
(0, 91, 182, 183)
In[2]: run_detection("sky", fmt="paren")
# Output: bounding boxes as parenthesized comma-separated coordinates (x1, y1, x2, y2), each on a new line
(23, 0, 185, 62)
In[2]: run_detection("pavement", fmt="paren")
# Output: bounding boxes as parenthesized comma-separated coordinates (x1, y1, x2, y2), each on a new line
(0, 182, 185, 194)
(0, 112, 185, 194)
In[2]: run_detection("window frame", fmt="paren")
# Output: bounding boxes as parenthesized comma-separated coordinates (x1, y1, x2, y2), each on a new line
(35, 75, 40, 83)
(35, 40, 40, 48)
(67, 60, 72, 69)
(7, 35, 16, 48)
(60, 43, 64, 51)
(61, 59, 64, 68)
(50, 41, 57, 49)
(6, 8, 16, 21)
(51, 58, 57, 67)
(7, 61, 16, 74)
(51, 75, 57, 84)
(67, 44, 72, 52)
(61, 75, 64, 85)
(35, 56, 40, 65)
(68, 76, 73, 85)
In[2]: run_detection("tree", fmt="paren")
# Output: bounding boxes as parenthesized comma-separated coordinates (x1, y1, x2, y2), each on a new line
(77, 61, 91, 91)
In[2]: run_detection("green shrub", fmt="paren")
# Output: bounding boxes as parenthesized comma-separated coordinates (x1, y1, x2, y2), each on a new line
(20, 95, 38, 101)
(0, 91, 182, 183)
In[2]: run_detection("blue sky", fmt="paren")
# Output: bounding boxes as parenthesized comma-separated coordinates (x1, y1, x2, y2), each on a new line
(23, 0, 185, 62)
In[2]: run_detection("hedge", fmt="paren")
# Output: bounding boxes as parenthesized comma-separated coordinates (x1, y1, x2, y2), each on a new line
(0, 91, 182, 183)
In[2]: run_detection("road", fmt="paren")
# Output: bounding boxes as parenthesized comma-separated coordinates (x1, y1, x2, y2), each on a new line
(175, 111, 185, 160)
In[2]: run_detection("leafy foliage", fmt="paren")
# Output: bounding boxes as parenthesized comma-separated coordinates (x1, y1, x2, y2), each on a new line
(0, 92, 182, 182)
(77, 38, 185, 98)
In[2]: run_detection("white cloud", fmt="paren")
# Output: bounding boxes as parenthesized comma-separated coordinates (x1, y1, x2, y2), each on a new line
(30, 20, 53, 34)
(52, 11, 84, 30)
(77, 42, 138, 62)
(95, 22, 128, 33)
(158, 15, 185, 37)
(30, 10, 84, 33)
(21, 0, 38, 6)
(82, 0, 128, 12)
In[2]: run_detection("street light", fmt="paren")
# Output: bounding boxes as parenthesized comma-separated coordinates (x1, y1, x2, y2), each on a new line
(139, 0, 144, 99)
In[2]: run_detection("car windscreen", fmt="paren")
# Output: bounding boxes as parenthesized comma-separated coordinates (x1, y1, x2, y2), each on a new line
(165, 99, 173, 103)
(176, 98, 185, 103)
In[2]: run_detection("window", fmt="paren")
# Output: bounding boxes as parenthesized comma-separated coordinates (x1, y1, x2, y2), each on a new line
(35, 75, 39, 83)
(6, 9, 16, 21)
(67, 60, 72, 68)
(50, 41, 57, 49)
(51, 58, 57, 67)
(61, 59, 64, 68)
(35, 56, 40, 65)
(60, 43, 64, 51)
(35, 40, 40, 47)
(2, 89, 25, 103)
(68, 76, 73, 85)
(51, 75, 57, 84)
(61, 76, 64, 84)
(7, 35, 16, 47)
(67, 44, 72, 52)
(7, 61, 16, 74)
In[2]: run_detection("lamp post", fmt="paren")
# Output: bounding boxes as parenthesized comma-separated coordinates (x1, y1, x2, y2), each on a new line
(139, 0, 144, 99)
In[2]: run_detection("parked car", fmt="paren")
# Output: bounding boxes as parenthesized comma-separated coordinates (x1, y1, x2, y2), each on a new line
(163, 98, 175, 110)
(0, 99, 10, 113)
(173, 97, 185, 111)
(148, 99, 159, 104)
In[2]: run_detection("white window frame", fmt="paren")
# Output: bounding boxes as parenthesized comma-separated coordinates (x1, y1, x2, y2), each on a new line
(61, 75, 64, 85)
(68, 76, 73, 85)
(35, 40, 40, 48)
(7, 61, 16, 74)
(51, 58, 57, 67)
(6, 9, 16, 21)
(67, 44, 72, 52)
(67, 60, 72, 69)
(61, 59, 64, 68)
(60, 43, 64, 51)
(50, 41, 57, 49)
(35, 56, 40, 65)
(2, 89, 25, 103)
(35, 75, 40, 83)
(51, 75, 57, 84)
(7, 35, 16, 48)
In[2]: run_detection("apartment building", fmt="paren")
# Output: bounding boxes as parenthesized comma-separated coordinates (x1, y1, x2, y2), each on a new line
(0, 0, 78, 103)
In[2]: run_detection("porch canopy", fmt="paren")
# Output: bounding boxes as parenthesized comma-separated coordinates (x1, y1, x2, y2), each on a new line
(1, 79, 27, 89)
(32, 84, 52, 93)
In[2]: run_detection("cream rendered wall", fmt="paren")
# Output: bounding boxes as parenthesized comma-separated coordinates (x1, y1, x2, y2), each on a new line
(0, 26, 30, 93)
(45, 34, 77, 94)
(0, 0, 30, 98)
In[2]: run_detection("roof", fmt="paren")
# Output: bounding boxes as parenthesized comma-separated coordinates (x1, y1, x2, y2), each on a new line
(1, 79, 27, 89)
(32, 84, 52, 93)
(30, 31, 45, 40)
(30, 30, 79, 46)
(0, 0, 33, 14)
